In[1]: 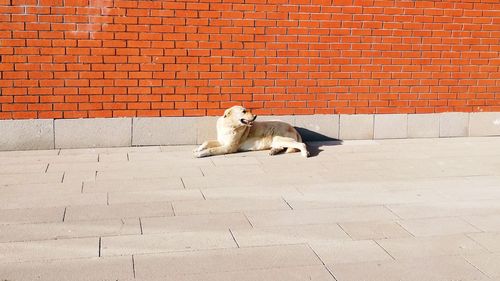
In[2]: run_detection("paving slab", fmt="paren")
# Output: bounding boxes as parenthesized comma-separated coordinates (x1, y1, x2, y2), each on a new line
(0, 218, 140, 242)
(397, 217, 481, 237)
(329, 256, 489, 281)
(0, 237, 99, 263)
(466, 253, 500, 279)
(101, 231, 236, 256)
(142, 213, 252, 234)
(173, 198, 291, 215)
(0, 191, 106, 210)
(0, 172, 63, 186)
(168, 265, 336, 281)
(376, 235, 488, 259)
(311, 240, 394, 264)
(0, 207, 65, 225)
(231, 224, 350, 247)
(339, 221, 412, 240)
(463, 214, 500, 232)
(107, 189, 203, 205)
(82, 177, 184, 193)
(246, 206, 398, 227)
(133, 244, 322, 279)
(65, 202, 174, 221)
(0, 256, 134, 281)
(468, 232, 500, 252)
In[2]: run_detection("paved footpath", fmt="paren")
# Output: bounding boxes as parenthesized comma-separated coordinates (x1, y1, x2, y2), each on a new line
(0, 137, 500, 280)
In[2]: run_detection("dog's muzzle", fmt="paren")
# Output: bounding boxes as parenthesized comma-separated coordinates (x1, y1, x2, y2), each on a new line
(240, 115, 257, 126)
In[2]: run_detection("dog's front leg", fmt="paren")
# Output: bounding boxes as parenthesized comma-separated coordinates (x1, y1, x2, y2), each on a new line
(194, 145, 234, 158)
(194, 140, 221, 153)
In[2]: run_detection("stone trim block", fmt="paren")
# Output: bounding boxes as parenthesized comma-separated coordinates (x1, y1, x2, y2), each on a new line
(469, 112, 500, 137)
(295, 114, 340, 141)
(0, 119, 54, 151)
(439, 112, 469, 137)
(55, 118, 131, 149)
(132, 117, 197, 145)
(374, 114, 408, 139)
(339, 115, 374, 140)
(408, 114, 440, 138)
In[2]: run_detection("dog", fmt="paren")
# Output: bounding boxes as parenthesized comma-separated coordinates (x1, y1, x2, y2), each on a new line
(194, 106, 309, 158)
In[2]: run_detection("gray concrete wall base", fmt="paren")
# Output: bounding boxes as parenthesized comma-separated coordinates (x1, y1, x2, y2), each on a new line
(1, 112, 499, 151)
(0, 119, 54, 151)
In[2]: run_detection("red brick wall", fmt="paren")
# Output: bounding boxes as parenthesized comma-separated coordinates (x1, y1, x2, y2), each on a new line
(0, 0, 499, 119)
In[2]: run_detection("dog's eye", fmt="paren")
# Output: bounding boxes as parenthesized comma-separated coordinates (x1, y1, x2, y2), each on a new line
(242, 110, 246, 114)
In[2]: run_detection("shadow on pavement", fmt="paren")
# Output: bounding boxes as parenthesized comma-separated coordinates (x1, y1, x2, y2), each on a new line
(295, 127, 343, 157)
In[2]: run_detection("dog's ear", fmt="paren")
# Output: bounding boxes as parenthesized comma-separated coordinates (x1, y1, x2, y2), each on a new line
(223, 108, 232, 118)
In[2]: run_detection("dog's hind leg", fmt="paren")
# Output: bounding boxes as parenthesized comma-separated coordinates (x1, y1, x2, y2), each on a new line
(269, 147, 286, 156)
(271, 136, 309, 157)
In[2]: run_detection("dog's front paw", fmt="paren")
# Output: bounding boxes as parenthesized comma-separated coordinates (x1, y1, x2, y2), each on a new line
(193, 150, 208, 158)
(193, 145, 204, 153)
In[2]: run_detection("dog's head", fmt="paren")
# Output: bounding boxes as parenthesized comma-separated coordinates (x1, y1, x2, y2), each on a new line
(223, 106, 257, 127)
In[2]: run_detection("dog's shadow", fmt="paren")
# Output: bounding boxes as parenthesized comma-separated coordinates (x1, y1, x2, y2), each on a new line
(295, 127, 343, 157)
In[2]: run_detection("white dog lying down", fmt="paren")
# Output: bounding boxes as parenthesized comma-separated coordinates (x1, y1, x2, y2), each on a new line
(194, 106, 309, 158)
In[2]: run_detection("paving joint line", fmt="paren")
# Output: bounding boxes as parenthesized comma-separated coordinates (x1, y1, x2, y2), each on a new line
(374, 239, 396, 261)
(98, 237, 102, 257)
(306, 243, 338, 280)
(228, 228, 240, 248)
(62, 207, 67, 222)
(132, 255, 136, 279)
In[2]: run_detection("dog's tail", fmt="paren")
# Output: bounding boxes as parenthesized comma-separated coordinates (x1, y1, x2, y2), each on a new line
(296, 129, 303, 143)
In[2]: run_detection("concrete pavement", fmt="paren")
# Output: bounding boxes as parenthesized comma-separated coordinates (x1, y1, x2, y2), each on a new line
(0, 137, 500, 280)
